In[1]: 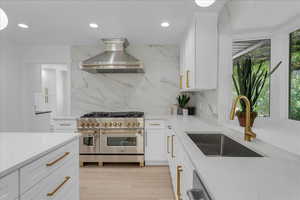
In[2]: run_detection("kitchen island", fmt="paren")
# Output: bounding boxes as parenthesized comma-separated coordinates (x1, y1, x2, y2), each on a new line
(166, 116, 300, 200)
(0, 132, 79, 200)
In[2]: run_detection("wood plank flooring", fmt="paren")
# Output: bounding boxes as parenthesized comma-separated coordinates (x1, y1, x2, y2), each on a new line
(80, 165, 175, 200)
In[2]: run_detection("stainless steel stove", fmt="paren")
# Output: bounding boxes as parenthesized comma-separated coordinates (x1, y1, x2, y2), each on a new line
(77, 112, 145, 167)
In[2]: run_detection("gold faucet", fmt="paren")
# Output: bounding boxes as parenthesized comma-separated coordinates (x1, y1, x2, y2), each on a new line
(230, 95, 256, 142)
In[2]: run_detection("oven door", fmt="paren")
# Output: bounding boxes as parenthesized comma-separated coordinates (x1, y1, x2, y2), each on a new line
(79, 129, 100, 154)
(100, 129, 144, 154)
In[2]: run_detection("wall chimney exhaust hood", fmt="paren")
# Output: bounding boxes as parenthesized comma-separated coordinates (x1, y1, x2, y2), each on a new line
(80, 38, 144, 73)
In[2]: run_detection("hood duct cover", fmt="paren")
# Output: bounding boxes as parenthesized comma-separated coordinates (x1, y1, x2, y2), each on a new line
(81, 38, 144, 73)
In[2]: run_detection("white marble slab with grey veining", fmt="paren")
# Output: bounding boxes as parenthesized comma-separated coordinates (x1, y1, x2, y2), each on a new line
(71, 44, 180, 116)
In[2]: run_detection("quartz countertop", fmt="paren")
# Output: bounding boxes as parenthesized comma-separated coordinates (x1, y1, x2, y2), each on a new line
(0, 132, 79, 178)
(167, 116, 300, 200)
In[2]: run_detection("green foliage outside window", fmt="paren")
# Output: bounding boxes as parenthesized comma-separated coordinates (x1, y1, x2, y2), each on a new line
(233, 40, 271, 117)
(289, 30, 300, 120)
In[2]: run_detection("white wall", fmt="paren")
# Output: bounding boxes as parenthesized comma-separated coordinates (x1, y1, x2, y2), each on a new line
(0, 42, 71, 132)
(20, 45, 71, 131)
(0, 40, 23, 131)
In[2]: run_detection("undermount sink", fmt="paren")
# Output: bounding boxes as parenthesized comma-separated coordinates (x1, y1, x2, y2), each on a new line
(187, 133, 263, 157)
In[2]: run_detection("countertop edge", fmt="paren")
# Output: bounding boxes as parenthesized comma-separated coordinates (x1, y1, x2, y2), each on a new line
(0, 135, 79, 179)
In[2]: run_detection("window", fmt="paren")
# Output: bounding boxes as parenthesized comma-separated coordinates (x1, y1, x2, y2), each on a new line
(289, 30, 300, 121)
(232, 39, 271, 117)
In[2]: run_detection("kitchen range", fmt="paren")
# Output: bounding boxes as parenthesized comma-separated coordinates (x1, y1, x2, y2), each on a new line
(77, 112, 145, 167)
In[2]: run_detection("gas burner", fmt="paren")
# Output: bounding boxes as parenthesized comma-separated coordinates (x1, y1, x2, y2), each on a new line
(81, 112, 110, 118)
(81, 112, 144, 118)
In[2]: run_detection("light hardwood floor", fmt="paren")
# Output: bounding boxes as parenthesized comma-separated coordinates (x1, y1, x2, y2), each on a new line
(80, 165, 175, 200)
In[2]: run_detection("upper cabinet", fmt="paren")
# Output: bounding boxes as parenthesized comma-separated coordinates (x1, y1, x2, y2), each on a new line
(180, 13, 218, 92)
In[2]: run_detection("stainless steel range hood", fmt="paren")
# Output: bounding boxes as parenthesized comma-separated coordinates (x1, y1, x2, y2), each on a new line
(81, 38, 144, 73)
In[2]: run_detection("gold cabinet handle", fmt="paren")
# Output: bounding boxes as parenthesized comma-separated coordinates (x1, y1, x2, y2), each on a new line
(179, 75, 183, 89)
(167, 136, 170, 154)
(171, 135, 175, 158)
(176, 165, 183, 200)
(47, 176, 71, 196)
(46, 152, 70, 167)
(186, 70, 190, 88)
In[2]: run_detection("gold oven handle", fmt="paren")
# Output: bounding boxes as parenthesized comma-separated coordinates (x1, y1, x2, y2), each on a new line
(176, 165, 183, 200)
(46, 152, 70, 167)
(171, 135, 175, 158)
(80, 130, 98, 134)
(101, 130, 143, 135)
(47, 176, 71, 196)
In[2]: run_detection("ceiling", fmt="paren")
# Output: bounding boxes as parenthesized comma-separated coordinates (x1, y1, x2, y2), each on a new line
(1, 0, 300, 46)
(0, 0, 227, 45)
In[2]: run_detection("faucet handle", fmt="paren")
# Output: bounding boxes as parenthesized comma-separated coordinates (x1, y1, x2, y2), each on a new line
(245, 130, 256, 141)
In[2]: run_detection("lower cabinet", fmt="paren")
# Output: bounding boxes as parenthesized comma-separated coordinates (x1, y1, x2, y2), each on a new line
(0, 139, 79, 200)
(21, 157, 78, 200)
(166, 125, 195, 200)
(145, 120, 168, 165)
(0, 171, 18, 200)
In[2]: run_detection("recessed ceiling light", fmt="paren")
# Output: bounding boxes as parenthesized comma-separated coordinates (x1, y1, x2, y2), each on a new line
(0, 8, 8, 31)
(18, 23, 29, 29)
(161, 22, 170, 28)
(89, 23, 99, 29)
(195, 0, 216, 7)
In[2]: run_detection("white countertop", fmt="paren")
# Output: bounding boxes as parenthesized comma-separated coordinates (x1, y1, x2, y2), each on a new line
(167, 116, 300, 200)
(0, 132, 79, 178)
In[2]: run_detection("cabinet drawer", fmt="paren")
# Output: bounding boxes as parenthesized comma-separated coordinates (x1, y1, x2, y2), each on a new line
(0, 171, 18, 200)
(20, 140, 78, 194)
(145, 120, 165, 129)
(21, 157, 78, 200)
(53, 120, 77, 130)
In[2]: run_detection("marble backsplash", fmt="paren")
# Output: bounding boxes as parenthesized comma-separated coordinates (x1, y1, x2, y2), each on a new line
(71, 44, 180, 116)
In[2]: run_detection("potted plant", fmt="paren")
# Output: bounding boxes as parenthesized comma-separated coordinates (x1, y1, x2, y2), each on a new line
(232, 56, 282, 127)
(177, 94, 190, 115)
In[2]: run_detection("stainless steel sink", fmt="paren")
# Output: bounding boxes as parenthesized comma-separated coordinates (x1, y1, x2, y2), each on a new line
(187, 133, 263, 157)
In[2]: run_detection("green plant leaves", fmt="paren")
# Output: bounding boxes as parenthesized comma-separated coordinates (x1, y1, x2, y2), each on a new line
(177, 94, 190, 108)
(232, 56, 282, 112)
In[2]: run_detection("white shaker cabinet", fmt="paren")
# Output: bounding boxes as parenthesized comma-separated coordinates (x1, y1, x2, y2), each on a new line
(0, 137, 79, 200)
(0, 171, 18, 200)
(145, 120, 168, 166)
(165, 124, 195, 200)
(180, 12, 218, 92)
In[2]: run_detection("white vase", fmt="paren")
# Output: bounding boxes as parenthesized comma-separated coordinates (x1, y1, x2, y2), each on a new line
(182, 108, 189, 116)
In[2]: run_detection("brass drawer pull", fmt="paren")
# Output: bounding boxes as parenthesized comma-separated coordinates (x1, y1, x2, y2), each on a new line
(59, 123, 72, 126)
(47, 176, 71, 196)
(46, 152, 70, 167)
(171, 135, 175, 158)
(149, 123, 161, 126)
(167, 136, 170, 153)
(186, 70, 190, 89)
(176, 166, 183, 200)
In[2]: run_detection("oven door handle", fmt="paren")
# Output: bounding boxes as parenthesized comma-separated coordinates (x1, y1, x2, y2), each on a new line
(101, 130, 143, 135)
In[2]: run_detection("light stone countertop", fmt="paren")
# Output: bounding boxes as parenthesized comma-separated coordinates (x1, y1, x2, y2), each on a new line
(167, 116, 300, 200)
(0, 132, 79, 178)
